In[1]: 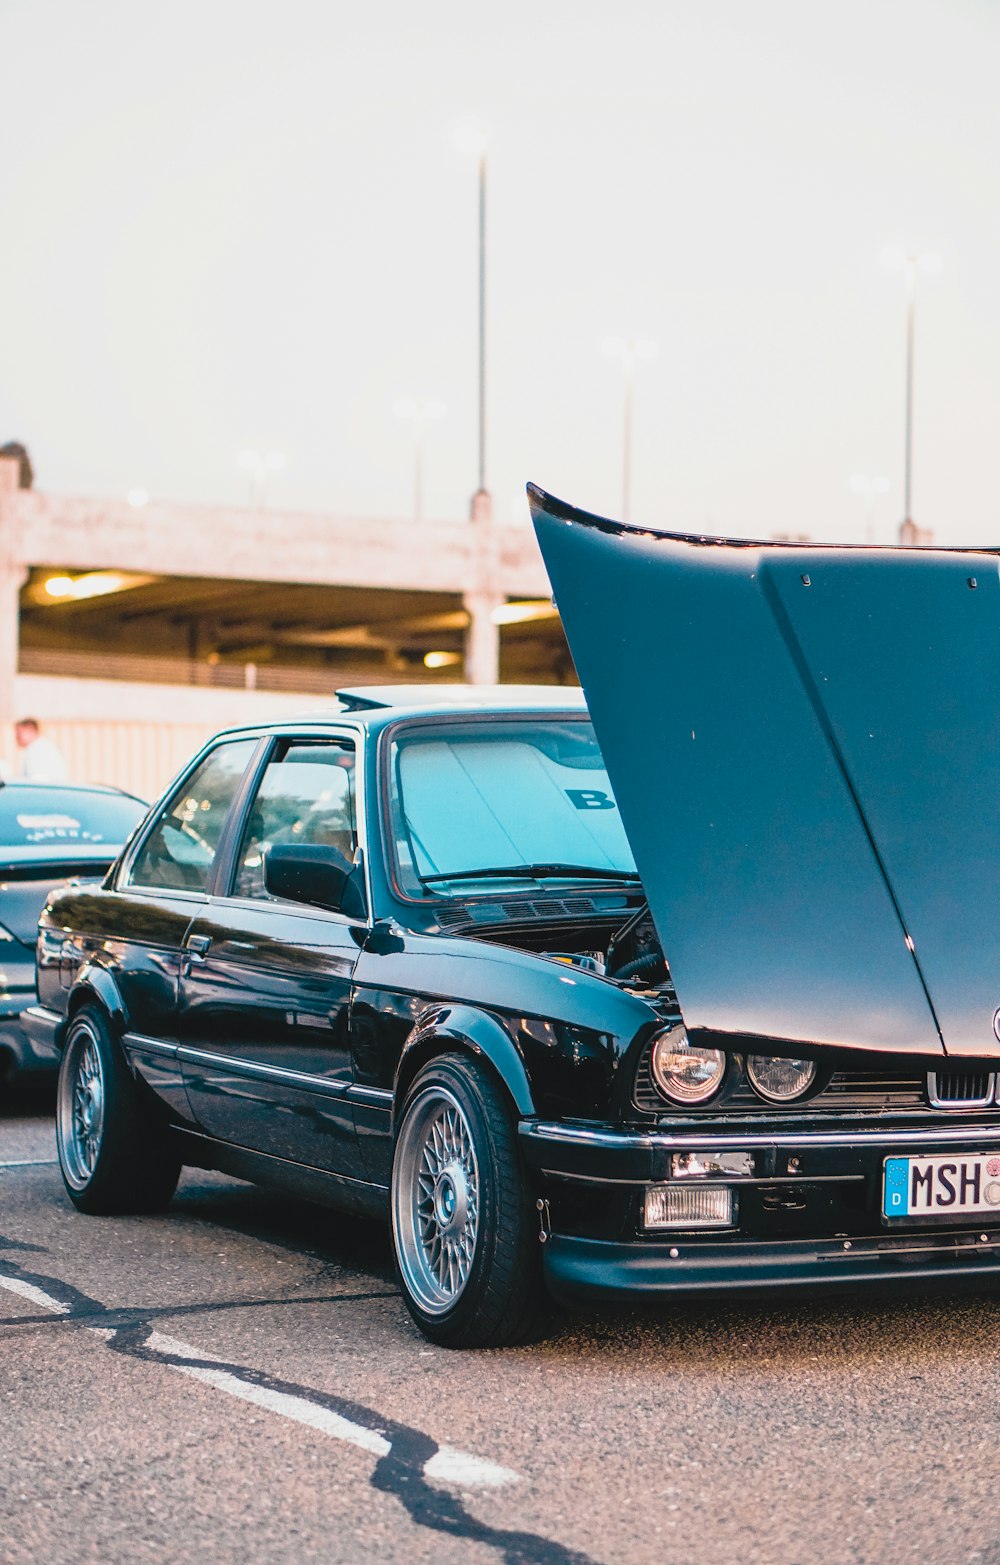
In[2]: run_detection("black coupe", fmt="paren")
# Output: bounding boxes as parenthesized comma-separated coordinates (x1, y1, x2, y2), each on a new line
(28, 486, 1000, 1345)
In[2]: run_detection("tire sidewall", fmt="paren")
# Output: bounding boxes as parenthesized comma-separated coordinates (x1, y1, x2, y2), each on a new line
(391, 1053, 531, 1344)
(56, 1003, 178, 1214)
(57, 1007, 115, 1197)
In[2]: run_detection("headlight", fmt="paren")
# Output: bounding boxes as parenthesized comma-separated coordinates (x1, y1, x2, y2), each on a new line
(746, 1055, 817, 1102)
(650, 1027, 726, 1105)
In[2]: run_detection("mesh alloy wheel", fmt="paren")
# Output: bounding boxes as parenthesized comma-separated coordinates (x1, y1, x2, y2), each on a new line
(57, 1018, 107, 1191)
(55, 1005, 181, 1215)
(392, 1084, 480, 1315)
(390, 1053, 544, 1348)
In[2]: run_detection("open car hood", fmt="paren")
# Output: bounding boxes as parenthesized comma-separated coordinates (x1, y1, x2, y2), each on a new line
(530, 483, 1000, 1060)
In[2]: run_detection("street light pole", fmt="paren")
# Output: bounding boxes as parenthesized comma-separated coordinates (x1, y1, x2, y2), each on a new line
(456, 127, 490, 511)
(882, 248, 940, 533)
(477, 146, 487, 496)
(602, 336, 657, 523)
(903, 258, 916, 527)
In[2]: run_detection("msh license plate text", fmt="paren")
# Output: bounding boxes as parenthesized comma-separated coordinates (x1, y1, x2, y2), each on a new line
(883, 1153, 1000, 1220)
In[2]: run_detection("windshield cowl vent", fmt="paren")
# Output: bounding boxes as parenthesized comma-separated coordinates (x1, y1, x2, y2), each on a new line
(499, 897, 597, 920)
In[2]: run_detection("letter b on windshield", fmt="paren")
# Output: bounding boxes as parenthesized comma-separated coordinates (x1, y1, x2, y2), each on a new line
(566, 789, 615, 811)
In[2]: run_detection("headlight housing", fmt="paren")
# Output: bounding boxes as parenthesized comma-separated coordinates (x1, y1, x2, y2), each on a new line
(746, 1055, 817, 1103)
(650, 1026, 726, 1105)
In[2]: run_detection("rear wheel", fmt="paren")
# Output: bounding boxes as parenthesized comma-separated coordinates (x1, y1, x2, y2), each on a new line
(56, 1005, 181, 1214)
(391, 1053, 543, 1348)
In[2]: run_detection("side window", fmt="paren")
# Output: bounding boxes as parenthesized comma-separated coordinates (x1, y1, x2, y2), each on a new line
(129, 740, 257, 894)
(233, 741, 357, 900)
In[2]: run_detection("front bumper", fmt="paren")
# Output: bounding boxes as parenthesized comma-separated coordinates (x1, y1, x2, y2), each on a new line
(544, 1228, 1000, 1304)
(520, 1118, 1000, 1302)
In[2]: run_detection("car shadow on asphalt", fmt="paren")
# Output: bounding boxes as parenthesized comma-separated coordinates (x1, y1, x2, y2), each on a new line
(0, 1082, 55, 1120)
(165, 1171, 1000, 1367)
(8, 1087, 999, 1366)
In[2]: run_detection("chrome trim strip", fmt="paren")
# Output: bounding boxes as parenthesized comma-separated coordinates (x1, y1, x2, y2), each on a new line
(927, 1071, 996, 1109)
(175, 1044, 351, 1098)
(130, 1035, 392, 1104)
(124, 1032, 178, 1060)
(347, 1084, 393, 1107)
(520, 1121, 1000, 1152)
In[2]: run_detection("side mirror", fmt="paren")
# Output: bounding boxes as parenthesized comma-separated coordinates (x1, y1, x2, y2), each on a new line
(263, 843, 366, 919)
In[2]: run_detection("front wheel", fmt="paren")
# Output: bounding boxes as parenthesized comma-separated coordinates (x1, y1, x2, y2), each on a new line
(391, 1053, 543, 1348)
(56, 1006, 181, 1214)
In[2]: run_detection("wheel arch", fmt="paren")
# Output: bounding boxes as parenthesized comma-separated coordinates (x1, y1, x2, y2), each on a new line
(392, 1005, 536, 1131)
(67, 963, 129, 1040)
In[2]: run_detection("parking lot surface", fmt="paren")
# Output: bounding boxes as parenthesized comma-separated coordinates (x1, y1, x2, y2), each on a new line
(2, 1088, 1000, 1565)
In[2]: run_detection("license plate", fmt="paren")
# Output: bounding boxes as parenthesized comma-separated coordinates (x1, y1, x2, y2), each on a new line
(883, 1153, 1000, 1220)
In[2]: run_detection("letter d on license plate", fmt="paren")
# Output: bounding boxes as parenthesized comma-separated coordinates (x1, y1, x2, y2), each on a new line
(883, 1153, 1000, 1220)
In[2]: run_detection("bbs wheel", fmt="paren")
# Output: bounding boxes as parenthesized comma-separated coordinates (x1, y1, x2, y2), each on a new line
(57, 1005, 181, 1214)
(391, 1052, 542, 1348)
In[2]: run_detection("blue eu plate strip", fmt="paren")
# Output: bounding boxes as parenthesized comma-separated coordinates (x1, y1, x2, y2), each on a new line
(883, 1157, 910, 1217)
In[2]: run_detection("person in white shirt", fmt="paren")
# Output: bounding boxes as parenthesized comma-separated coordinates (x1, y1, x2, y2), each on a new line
(15, 718, 69, 782)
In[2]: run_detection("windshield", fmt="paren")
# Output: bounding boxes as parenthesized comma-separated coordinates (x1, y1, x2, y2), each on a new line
(0, 786, 145, 849)
(387, 718, 637, 895)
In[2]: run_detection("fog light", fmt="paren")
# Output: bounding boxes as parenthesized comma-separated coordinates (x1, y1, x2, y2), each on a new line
(644, 1184, 735, 1229)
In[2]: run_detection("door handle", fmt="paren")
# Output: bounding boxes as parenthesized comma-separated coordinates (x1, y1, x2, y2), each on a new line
(185, 934, 212, 956)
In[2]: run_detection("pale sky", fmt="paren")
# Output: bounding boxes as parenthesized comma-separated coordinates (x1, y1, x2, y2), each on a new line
(2, 0, 999, 545)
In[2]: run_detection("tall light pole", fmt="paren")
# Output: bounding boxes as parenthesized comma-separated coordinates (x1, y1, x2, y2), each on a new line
(881, 248, 941, 532)
(393, 400, 446, 523)
(456, 128, 488, 508)
(849, 473, 890, 543)
(602, 336, 657, 522)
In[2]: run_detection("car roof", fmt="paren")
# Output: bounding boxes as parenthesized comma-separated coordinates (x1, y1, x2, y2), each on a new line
(335, 684, 587, 714)
(204, 684, 589, 743)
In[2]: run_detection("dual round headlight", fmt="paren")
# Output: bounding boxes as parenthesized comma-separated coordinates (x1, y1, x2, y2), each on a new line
(650, 1027, 726, 1104)
(649, 1029, 817, 1106)
(746, 1055, 817, 1102)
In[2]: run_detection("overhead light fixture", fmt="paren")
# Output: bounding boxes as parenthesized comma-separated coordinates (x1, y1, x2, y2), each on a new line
(43, 571, 155, 602)
(424, 650, 462, 669)
(490, 600, 560, 626)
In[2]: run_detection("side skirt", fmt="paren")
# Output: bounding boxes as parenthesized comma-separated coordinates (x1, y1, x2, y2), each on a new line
(170, 1127, 390, 1221)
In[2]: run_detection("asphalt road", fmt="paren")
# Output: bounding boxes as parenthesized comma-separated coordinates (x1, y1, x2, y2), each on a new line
(3, 1090, 1000, 1565)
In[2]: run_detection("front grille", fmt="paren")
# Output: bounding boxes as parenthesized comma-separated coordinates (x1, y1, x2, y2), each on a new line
(927, 1071, 995, 1108)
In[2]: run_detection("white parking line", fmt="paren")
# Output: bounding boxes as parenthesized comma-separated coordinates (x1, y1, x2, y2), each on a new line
(0, 1158, 58, 1168)
(0, 1274, 71, 1314)
(148, 1329, 392, 1457)
(0, 1275, 518, 1490)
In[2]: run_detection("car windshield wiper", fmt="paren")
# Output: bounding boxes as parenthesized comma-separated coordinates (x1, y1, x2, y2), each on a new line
(418, 863, 642, 886)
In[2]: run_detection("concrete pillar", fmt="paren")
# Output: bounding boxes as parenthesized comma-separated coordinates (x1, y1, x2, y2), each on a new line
(463, 590, 503, 685)
(0, 457, 27, 734)
(464, 488, 502, 684)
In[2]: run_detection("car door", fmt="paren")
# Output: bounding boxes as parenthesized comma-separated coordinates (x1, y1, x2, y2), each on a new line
(177, 735, 365, 1176)
(113, 735, 261, 1119)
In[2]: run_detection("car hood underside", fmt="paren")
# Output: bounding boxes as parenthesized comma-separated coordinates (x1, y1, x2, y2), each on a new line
(530, 482, 1000, 1060)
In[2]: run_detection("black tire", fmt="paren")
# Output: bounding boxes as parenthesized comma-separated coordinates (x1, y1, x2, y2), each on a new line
(56, 1005, 181, 1214)
(390, 1052, 543, 1348)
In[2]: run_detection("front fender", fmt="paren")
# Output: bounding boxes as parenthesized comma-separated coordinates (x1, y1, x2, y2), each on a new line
(394, 1004, 535, 1126)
